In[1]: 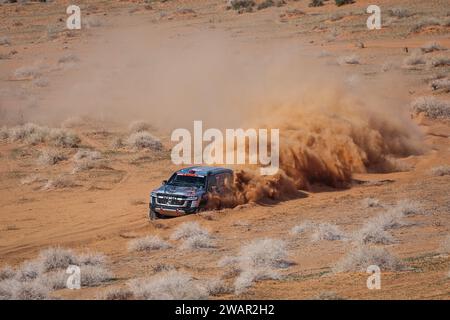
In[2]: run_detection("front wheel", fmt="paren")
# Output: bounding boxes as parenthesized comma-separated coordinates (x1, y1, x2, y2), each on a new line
(149, 209, 159, 221)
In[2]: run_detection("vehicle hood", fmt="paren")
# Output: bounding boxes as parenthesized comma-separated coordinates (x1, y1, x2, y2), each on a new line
(152, 184, 204, 197)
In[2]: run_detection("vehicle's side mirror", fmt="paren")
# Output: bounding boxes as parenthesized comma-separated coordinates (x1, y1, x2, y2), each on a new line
(162, 180, 167, 185)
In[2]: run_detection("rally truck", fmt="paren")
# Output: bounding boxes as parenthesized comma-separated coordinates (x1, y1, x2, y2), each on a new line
(149, 166, 233, 220)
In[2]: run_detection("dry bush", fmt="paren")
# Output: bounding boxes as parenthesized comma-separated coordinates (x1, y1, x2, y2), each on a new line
(128, 235, 171, 252)
(48, 128, 80, 148)
(388, 7, 412, 18)
(338, 55, 360, 65)
(421, 42, 447, 53)
(32, 77, 49, 88)
(403, 52, 426, 67)
(37, 149, 66, 166)
(334, 246, 403, 272)
(20, 174, 45, 185)
(77, 252, 107, 266)
(309, 0, 323, 7)
(230, 238, 290, 293)
(0, 279, 50, 300)
(101, 287, 134, 300)
(440, 235, 450, 254)
(228, 0, 255, 11)
(128, 120, 152, 133)
(170, 222, 209, 241)
(36, 270, 68, 290)
(0, 266, 15, 281)
(431, 79, 450, 92)
(0, 126, 8, 141)
(80, 265, 113, 287)
(353, 221, 395, 245)
(128, 271, 208, 300)
(15, 260, 44, 282)
(361, 197, 382, 208)
(430, 165, 450, 176)
(290, 220, 315, 235)
(72, 149, 105, 173)
(335, 0, 354, 6)
(428, 56, 450, 68)
(58, 54, 79, 64)
(411, 17, 441, 33)
(42, 175, 77, 190)
(7, 123, 49, 145)
(110, 136, 124, 149)
(203, 278, 232, 296)
(0, 36, 10, 46)
(126, 131, 162, 151)
(38, 247, 78, 272)
(180, 233, 215, 250)
(13, 66, 41, 80)
(313, 291, 346, 300)
(394, 199, 423, 216)
(411, 97, 450, 119)
(311, 223, 346, 241)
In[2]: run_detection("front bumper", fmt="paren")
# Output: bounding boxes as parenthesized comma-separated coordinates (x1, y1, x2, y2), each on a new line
(150, 195, 200, 216)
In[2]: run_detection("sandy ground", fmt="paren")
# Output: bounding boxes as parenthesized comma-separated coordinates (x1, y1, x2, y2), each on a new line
(0, 0, 449, 299)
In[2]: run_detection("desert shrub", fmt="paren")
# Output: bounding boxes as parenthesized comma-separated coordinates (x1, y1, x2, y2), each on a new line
(8, 123, 49, 145)
(77, 252, 107, 266)
(0, 266, 15, 281)
(430, 165, 450, 176)
(403, 53, 426, 66)
(20, 174, 45, 185)
(229, 0, 255, 11)
(311, 223, 346, 241)
(180, 233, 215, 250)
(353, 222, 395, 245)
(0, 36, 10, 46)
(338, 55, 360, 65)
(80, 265, 113, 287)
(32, 77, 49, 88)
(361, 197, 382, 208)
(334, 246, 402, 272)
(0, 126, 8, 141)
(335, 0, 354, 7)
(128, 271, 208, 300)
(411, 17, 441, 33)
(42, 175, 77, 190)
(101, 287, 134, 300)
(394, 199, 423, 216)
(37, 149, 66, 166)
(421, 42, 447, 53)
(15, 260, 44, 282)
(36, 270, 68, 290)
(128, 235, 171, 252)
(58, 54, 79, 64)
(38, 247, 78, 272)
(126, 131, 162, 151)
(431, 79, 450, 91)
(13, 66, 41, 79)
(0, 279, 49, 300)
(440, 235, 450, 254)
(308, 0, 323, 7)
(257, 0, 274, 10)
(290, 220, 315, 235)
(428, 56, 450, 68)
(110, 136, 124, 149)
(411, 97, 450, 119)
(203, 278, 232, 296)
(48, 128, 80, 148)
(72, 149, 105, 172)
(128, 120, 152, 133)
(313, 291, 346, 300)
(170, 222, 209, 241)
(232, 238, 290, 293)
(388, 7, 412, 18)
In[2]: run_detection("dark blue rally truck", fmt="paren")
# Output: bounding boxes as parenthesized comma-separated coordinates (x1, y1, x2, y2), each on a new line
(149, 166, 233, 220)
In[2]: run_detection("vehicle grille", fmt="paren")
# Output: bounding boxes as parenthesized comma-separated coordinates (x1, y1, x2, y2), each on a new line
(155, 194, 188, 207)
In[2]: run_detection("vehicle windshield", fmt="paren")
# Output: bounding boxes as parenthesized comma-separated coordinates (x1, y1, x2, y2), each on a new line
(168, 174, 206, 188)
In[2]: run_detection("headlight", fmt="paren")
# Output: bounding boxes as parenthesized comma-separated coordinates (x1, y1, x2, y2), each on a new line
(151, 192, 157, 197)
